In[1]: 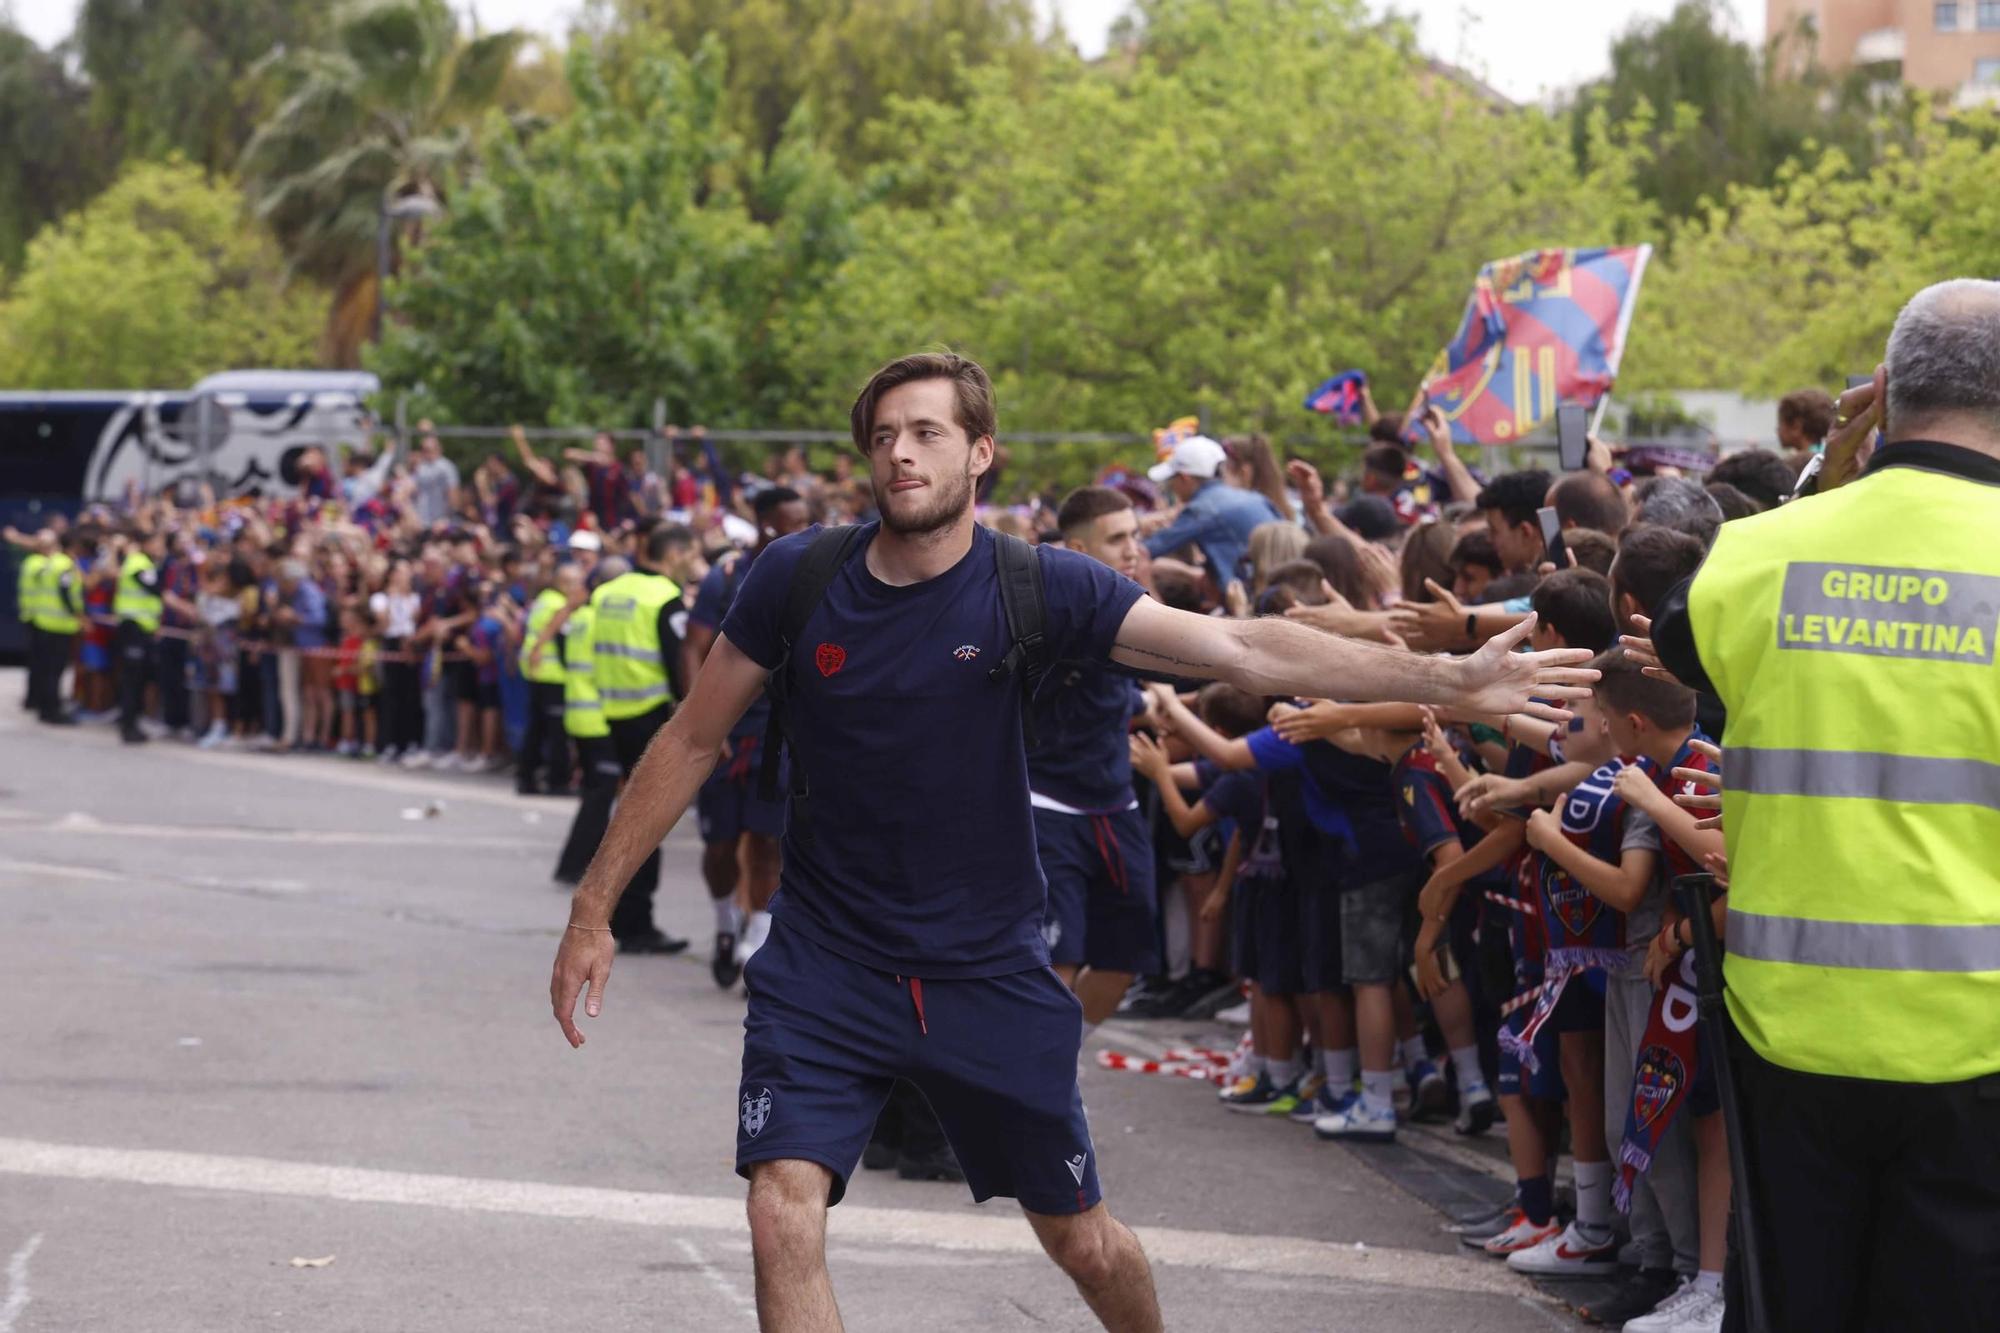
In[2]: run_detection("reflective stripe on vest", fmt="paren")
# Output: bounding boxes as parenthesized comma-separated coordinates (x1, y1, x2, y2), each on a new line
(34, 555, 81, 633)
(1686, 463, 2000, 1083)
(519, 589, 569, 684)
(563, 605, 609, 739)
(116, 552, 162, 632)
(587, 572, 679, 721)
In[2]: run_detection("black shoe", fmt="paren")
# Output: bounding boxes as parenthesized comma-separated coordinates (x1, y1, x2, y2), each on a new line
(120, 728, 149, 744)
(540, 786, 577, 798)
(895, 1144, 966, 1184)
(711, 932, 742, 989)
(515, 783, 540, 797)
(1577, 1268, 1680, 1326)
(40, 712, 78, 726)
(1120, 971, 1207, 1018)
(616, 930, 690, 956)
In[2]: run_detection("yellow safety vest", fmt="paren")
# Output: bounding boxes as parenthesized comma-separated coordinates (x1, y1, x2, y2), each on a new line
(587, 570, 680, 721)
(562, 604, 609, 739)
(1687, 460, 2000, 1083)
(518, 588, 569, 685)
(17, 552, 46, 625)
(35, 553, 81, 634)
(116, 551, 162, 633)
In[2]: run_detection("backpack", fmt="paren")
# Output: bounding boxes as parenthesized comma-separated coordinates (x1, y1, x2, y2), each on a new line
(758, 526, 1050, 840)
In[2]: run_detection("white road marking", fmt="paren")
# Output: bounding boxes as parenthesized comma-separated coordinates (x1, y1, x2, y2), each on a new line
(675, 1238, 757, 1322)
(0, 1137, 1532, 1297)
(18, 812, 550, 853)
(0, 1232, 42, 1333)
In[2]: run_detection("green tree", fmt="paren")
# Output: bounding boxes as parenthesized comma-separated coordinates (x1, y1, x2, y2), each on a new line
(76, 0, 330, 173)
(0, 21, 109, 267)
(0, 158, 323, 387)
(370, 36, 867, 428)
(239, 0, 527, 365)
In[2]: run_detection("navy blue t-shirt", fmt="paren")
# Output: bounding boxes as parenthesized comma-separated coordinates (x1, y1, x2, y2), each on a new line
(691, 552, 767, 738)
(1026, 660, 1146, 811)
(719, 522, 1146, 977)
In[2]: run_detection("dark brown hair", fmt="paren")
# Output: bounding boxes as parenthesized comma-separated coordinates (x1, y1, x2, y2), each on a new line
(1056, 485, 1133, 539)
(849, 352, 997, 453)
(1777, 388, 1835, 443)
(1590, 646, 1696, 729)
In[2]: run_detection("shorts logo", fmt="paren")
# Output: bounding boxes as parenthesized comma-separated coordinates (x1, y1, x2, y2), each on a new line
(814, 643, 846, 677)
(1064, 1152, 1089, 1185)
(953, 644, 981, 662)
(741, 1087, 773, 1137)
(1042, 918, 1062, 950)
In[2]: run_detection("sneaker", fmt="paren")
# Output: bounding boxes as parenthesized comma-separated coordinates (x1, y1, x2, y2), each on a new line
(1288, 1073, 1328, 1123)
(616, 930, 691, 956)
(1212, 998, 1251, 1024)
(1219, 1071, 1280, 1112)
(460, 754, 493, 774)
(401, 749, 433, 769)
(1313, 1096, 1397, 1141)
(711, 932, 742, 990)
(1457, 1203, 1526, 1249)
(197, 724, 228, 750)
(1405, 1057, 1450, 1120)
(1506, 1220, 1621, 1276)
(1482, 1212, 1563, 1258)
(1453, 1081, 1499, 1136)
(1632, 1289, 1723, 1333)
(1263, 1080, 1304, 1117)
(1578, 1268, 1680, 1326)
(334, 740, 356, 756)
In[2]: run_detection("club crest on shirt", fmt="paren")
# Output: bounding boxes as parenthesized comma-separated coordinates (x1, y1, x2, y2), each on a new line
(814, 642, 846, 677)
(953, 644, 981, 662)
(741, 1086, 773, 1137)
(1632, 1045, 1685, 1130)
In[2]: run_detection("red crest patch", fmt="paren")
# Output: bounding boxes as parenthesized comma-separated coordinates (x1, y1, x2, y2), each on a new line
(815, 643, 847, 677)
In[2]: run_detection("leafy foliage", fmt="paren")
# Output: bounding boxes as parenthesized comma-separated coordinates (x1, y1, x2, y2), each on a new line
(0, 21, 108, 267)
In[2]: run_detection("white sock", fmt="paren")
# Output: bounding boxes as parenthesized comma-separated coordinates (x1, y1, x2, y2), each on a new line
(1327, 1047, 1358, 1090)
(1573, 1160, 1612, 1230)
(741, 909, 772, 946)
(1359, 1068, 1397, 1115)
(1248, 1054, 1269, 1079)
(1694, 1270, 1723, 1298)
(1310, 1046, 1328, 1079)
(1268, 1054, 1301, 1088)
(712, 897, 741, 933)
(1400, 1036, 1429, 1067)
(1449, 1045, 1485, 1091)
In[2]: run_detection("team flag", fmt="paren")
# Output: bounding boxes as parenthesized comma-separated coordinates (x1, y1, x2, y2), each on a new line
(1152, 415, 1203, 460)
(1303, 370, 1368, 424)
(1415, 245, 1651, 446)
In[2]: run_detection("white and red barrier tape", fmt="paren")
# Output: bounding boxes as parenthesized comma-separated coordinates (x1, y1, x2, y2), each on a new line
(1096, 1033, 1252, 1086)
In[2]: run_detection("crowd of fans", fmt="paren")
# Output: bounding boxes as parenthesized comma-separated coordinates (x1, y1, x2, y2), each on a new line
(12, 388, 1832, 1333)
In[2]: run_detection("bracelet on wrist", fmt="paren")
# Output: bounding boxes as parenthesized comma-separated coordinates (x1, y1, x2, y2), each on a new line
(566, 922, 612, 933)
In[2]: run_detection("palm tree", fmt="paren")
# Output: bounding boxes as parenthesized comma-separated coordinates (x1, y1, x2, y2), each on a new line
(240, 0, 525, 366)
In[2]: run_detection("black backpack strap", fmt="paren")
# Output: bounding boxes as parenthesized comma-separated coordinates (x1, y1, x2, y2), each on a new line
(759, 525, 867, 836)
(987, 532, 1051, 750)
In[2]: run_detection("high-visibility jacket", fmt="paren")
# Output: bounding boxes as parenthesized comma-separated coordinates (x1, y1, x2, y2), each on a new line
(115, 551, 162, 633)
(1687, 455, 2000, 1083)
(587, 571, 679, 721)
(518, 588, 569, 685)
(34, 553, 81, 634)
(562, 604, 608, 740)
(17, 552, 46, 625)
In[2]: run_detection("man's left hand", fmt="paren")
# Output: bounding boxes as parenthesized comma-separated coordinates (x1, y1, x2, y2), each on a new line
(1455, 613, 1597, 722)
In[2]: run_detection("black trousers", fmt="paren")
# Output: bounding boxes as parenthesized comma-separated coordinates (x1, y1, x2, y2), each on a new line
(555, 734, 621, 883)
(32, 627, 73, 719)
(19, 625, 36, 710)
(1724, 1032, 2000, 1332)
(605, 704, 673, 940)
(115, 620, 153, 733)
(156, 633, 190, 730)
(517, 680, 573, 793)
(378, 644, 421, 755)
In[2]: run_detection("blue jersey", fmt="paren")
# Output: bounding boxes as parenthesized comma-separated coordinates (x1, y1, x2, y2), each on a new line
(1203, 771, 1285, 887)
(1392, 744, 1473, 862)
(720, 522, 1145, 977)
(692, 552, 768, 737)
(1026, 660, 1145, 812)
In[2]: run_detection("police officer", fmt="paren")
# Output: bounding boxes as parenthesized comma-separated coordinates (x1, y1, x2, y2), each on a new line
(15, 531, 49, 712)
(516, 566, 576, 796)
(33, 531, 86, 726)
(1643, 279, 2000, 1332)
(551, 560, 621, 886)
(583, 526, 691, 954)
(113, 529, 172, 744)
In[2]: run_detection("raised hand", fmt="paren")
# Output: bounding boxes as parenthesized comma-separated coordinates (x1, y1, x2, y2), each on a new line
(1673, 738, 1724, 829)
(1618, 614, 1687, 687)
(1388, 578, 1471, 653)
(1454, 613, 1597, 723)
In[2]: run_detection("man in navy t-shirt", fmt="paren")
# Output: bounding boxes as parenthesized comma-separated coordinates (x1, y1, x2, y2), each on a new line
(549, 352, 1596, 1331)
(1029, 485, 1158, 1036)
(682, 485, 811, 989)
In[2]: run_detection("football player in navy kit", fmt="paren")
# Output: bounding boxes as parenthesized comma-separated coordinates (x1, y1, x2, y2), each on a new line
(550, 353, 1597, 1331)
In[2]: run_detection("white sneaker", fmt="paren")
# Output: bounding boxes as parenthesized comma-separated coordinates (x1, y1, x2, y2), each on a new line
(434, 752, 465, 772)
(1312, 1097, 1397, 1141)
(401, 749, 433, 769)
(1506, 1220, 1621, 1276)
(1658, 1292, 1723, 1333)
(197, 724, 227, 750)
(1624, 1281, 1724, 1333)
(1212, 999, 1251, 1024)
(459, 755, 492, 774)
(734, 910, 773, 967)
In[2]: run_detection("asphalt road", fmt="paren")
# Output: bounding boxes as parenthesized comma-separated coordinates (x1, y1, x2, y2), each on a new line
(0, 670, 1583, 1332)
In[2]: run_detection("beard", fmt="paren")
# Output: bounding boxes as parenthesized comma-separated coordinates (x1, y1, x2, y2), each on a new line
(875, 465, 975, 537)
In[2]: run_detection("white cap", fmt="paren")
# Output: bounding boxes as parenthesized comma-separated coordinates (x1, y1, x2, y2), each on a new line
(567, 530, 602, 553)
(1147, 435, 1227, 484)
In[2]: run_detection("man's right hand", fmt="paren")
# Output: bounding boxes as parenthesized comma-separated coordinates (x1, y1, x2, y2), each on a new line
(551, 924, 615, 1048)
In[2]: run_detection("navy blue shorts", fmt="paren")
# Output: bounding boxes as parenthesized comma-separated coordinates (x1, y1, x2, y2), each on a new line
(1249, 881, 1302, 995)
(1298, 885, 1340, 993)
(1034, 804, 1159, 974)
(697, 735, 787, 845)
(736, 917, 1102, 1214)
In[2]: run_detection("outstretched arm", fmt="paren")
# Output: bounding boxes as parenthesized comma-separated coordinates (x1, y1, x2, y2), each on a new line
(1108, 596, 1596, 722)
(550, 631, 767, 1047)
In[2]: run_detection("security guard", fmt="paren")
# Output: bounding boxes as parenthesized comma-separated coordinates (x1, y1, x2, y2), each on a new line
(516, 573, 577, 796)
(1648, 279, 2000, 1332)
(32, 531, 85, 726)
(16, 533, 48, 712)
(113, 530, 170, 744)
(550, 562, 621, 885)
(582, 527, 691, 954)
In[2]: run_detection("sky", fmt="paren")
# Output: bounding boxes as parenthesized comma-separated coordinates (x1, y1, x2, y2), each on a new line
(8, 0, 1761, 103)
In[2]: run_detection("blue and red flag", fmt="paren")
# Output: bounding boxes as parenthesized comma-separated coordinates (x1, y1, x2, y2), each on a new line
(1414, 245, 1651, 447)
(1303, 370, 1368, 424)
